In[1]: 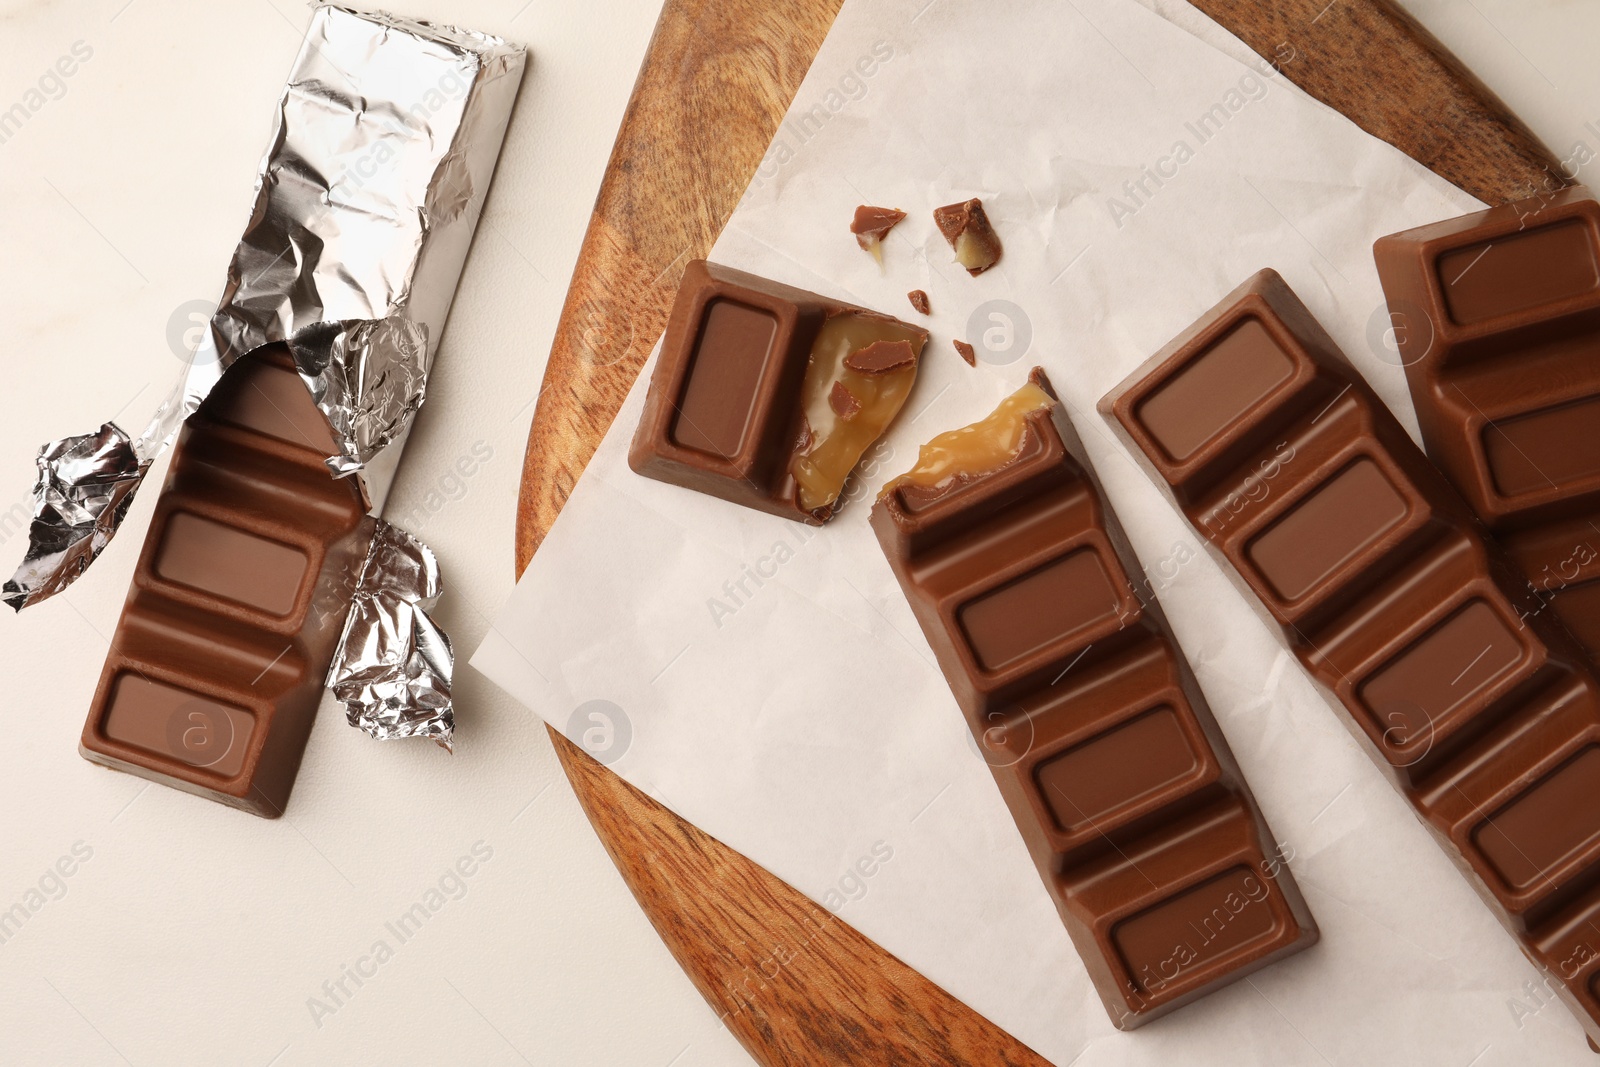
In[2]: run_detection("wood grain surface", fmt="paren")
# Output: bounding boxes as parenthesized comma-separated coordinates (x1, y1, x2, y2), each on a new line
(1186, 0, 1563, 206)
(513, 1, 1565, 1064)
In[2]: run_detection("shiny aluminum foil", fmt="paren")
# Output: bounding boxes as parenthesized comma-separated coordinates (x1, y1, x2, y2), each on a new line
(329, 520, 454, 748)
(8, 4, 523, 744)
(2, 425, 146, 610)
(7, 4, 525, 613)
(289, 316, 432, 478)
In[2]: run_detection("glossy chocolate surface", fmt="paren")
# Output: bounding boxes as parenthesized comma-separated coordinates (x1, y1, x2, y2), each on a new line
(630, 260, 928, 524)
(1102, 269, 1600, 1046)
(81, 345, 368, 817)
(872, 372, 1316, 1028)
(1375, 187, 1600, 661)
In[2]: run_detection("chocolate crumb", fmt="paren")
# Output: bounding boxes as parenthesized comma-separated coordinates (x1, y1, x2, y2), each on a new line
(933, 198, 1002, 275)
(953, 339, 977, 366)
(844, 339, 918, 374)
(851, 205, 907, 253)
(829, 381, 862, 421)
(907, 289, 930, 315)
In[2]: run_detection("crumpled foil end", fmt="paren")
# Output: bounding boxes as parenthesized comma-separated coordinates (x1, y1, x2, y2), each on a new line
(3, 423, 148, 612)
(328, 519, 455, 749)
(290, 316, 432, 480)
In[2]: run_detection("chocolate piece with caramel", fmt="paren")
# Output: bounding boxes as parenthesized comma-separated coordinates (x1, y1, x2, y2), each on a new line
(934, 198, 1003, 275)
(630, 260, 928, 524)
(851, 205, 907, 261)
(873, 369, 1316, 1027)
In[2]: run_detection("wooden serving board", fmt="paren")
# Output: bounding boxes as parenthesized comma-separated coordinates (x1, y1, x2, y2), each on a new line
(513, 2, 1564, 1063)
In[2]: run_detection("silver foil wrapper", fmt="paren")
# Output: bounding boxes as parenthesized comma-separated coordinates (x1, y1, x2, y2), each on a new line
(2, 425, 147, 611)
(290, 316, 433, 478)
(330, 520, 454, 748)
(8, 4, 523, 742)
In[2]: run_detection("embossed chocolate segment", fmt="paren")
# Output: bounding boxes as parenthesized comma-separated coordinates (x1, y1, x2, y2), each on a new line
(154, 513, 309, 617)
(1483, 396, 1600, 497)
(671, 299, 781, 459)
(874, 372, 1314, 1028)
(1437, 219, 1598, 325)
(1035, 707, 1201, 833)
(958, 549, 1121, 672)
(1475, 746, 1600, 891)
(101, 674, 255, 779)
(631, 260, 927, 524)
(1246, 459, 1408, 601)
(206, 352, 339, 453)
(1358, 600, 1529, 746)
(1136, 318, 1295, 463)
(1377, 189, 1600, 664)
(1103, 267, 1600, 1048)
(1112, 866, 1284, 994)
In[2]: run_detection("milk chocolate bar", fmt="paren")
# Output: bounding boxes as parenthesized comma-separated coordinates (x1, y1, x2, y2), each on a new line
(630, 260, 928, 524)
(1102, 269, 1600, 1046)
(82, 347, 369, 817)
(871, 371, 1316, 1028)
(1375, 188, 1600, 660)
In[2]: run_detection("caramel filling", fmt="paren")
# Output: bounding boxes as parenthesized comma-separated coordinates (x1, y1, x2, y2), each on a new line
(880, 381, 1053, 498)
(791, 314, 924, 512)
(953, 231, 994, 273)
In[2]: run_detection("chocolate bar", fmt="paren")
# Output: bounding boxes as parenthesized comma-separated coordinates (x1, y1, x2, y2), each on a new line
(1102, 269, 1600, 1046)
(630, 260, 929, 524)
(1375, 188, 1600, 660)
(871, 371, 1316, 1028)
(82, 347, 369, 816)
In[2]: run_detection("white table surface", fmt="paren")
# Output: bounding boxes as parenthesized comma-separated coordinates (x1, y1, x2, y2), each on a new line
(0, 2, 1592, 1065)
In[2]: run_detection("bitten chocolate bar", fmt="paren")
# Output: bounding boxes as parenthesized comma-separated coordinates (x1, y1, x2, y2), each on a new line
(1102, 269, 1600, 1047)
(1375, 188, 1600, 659)
(83, 348, 369, 816)
(630, 260, 928, 524)
(871, 371, 1316, 1028)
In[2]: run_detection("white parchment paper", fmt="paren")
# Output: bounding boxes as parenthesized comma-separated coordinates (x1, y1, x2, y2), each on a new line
(475, 0, 1593, 1061)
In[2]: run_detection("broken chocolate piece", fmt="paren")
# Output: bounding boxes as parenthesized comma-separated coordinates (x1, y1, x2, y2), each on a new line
(630, 260, 928, 523)
(953, 339, 977, 366)
(829, 381, 862, 421)
(851, 205, 907, 259)
(874, 371, 1317, 1028)
(908, 289, 931, 315)
(844, 339, 918, 374)
(934, 198, 1003, 275)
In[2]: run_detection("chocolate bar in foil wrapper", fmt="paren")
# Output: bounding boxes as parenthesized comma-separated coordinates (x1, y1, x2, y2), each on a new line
(13, 5, 523, 792)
